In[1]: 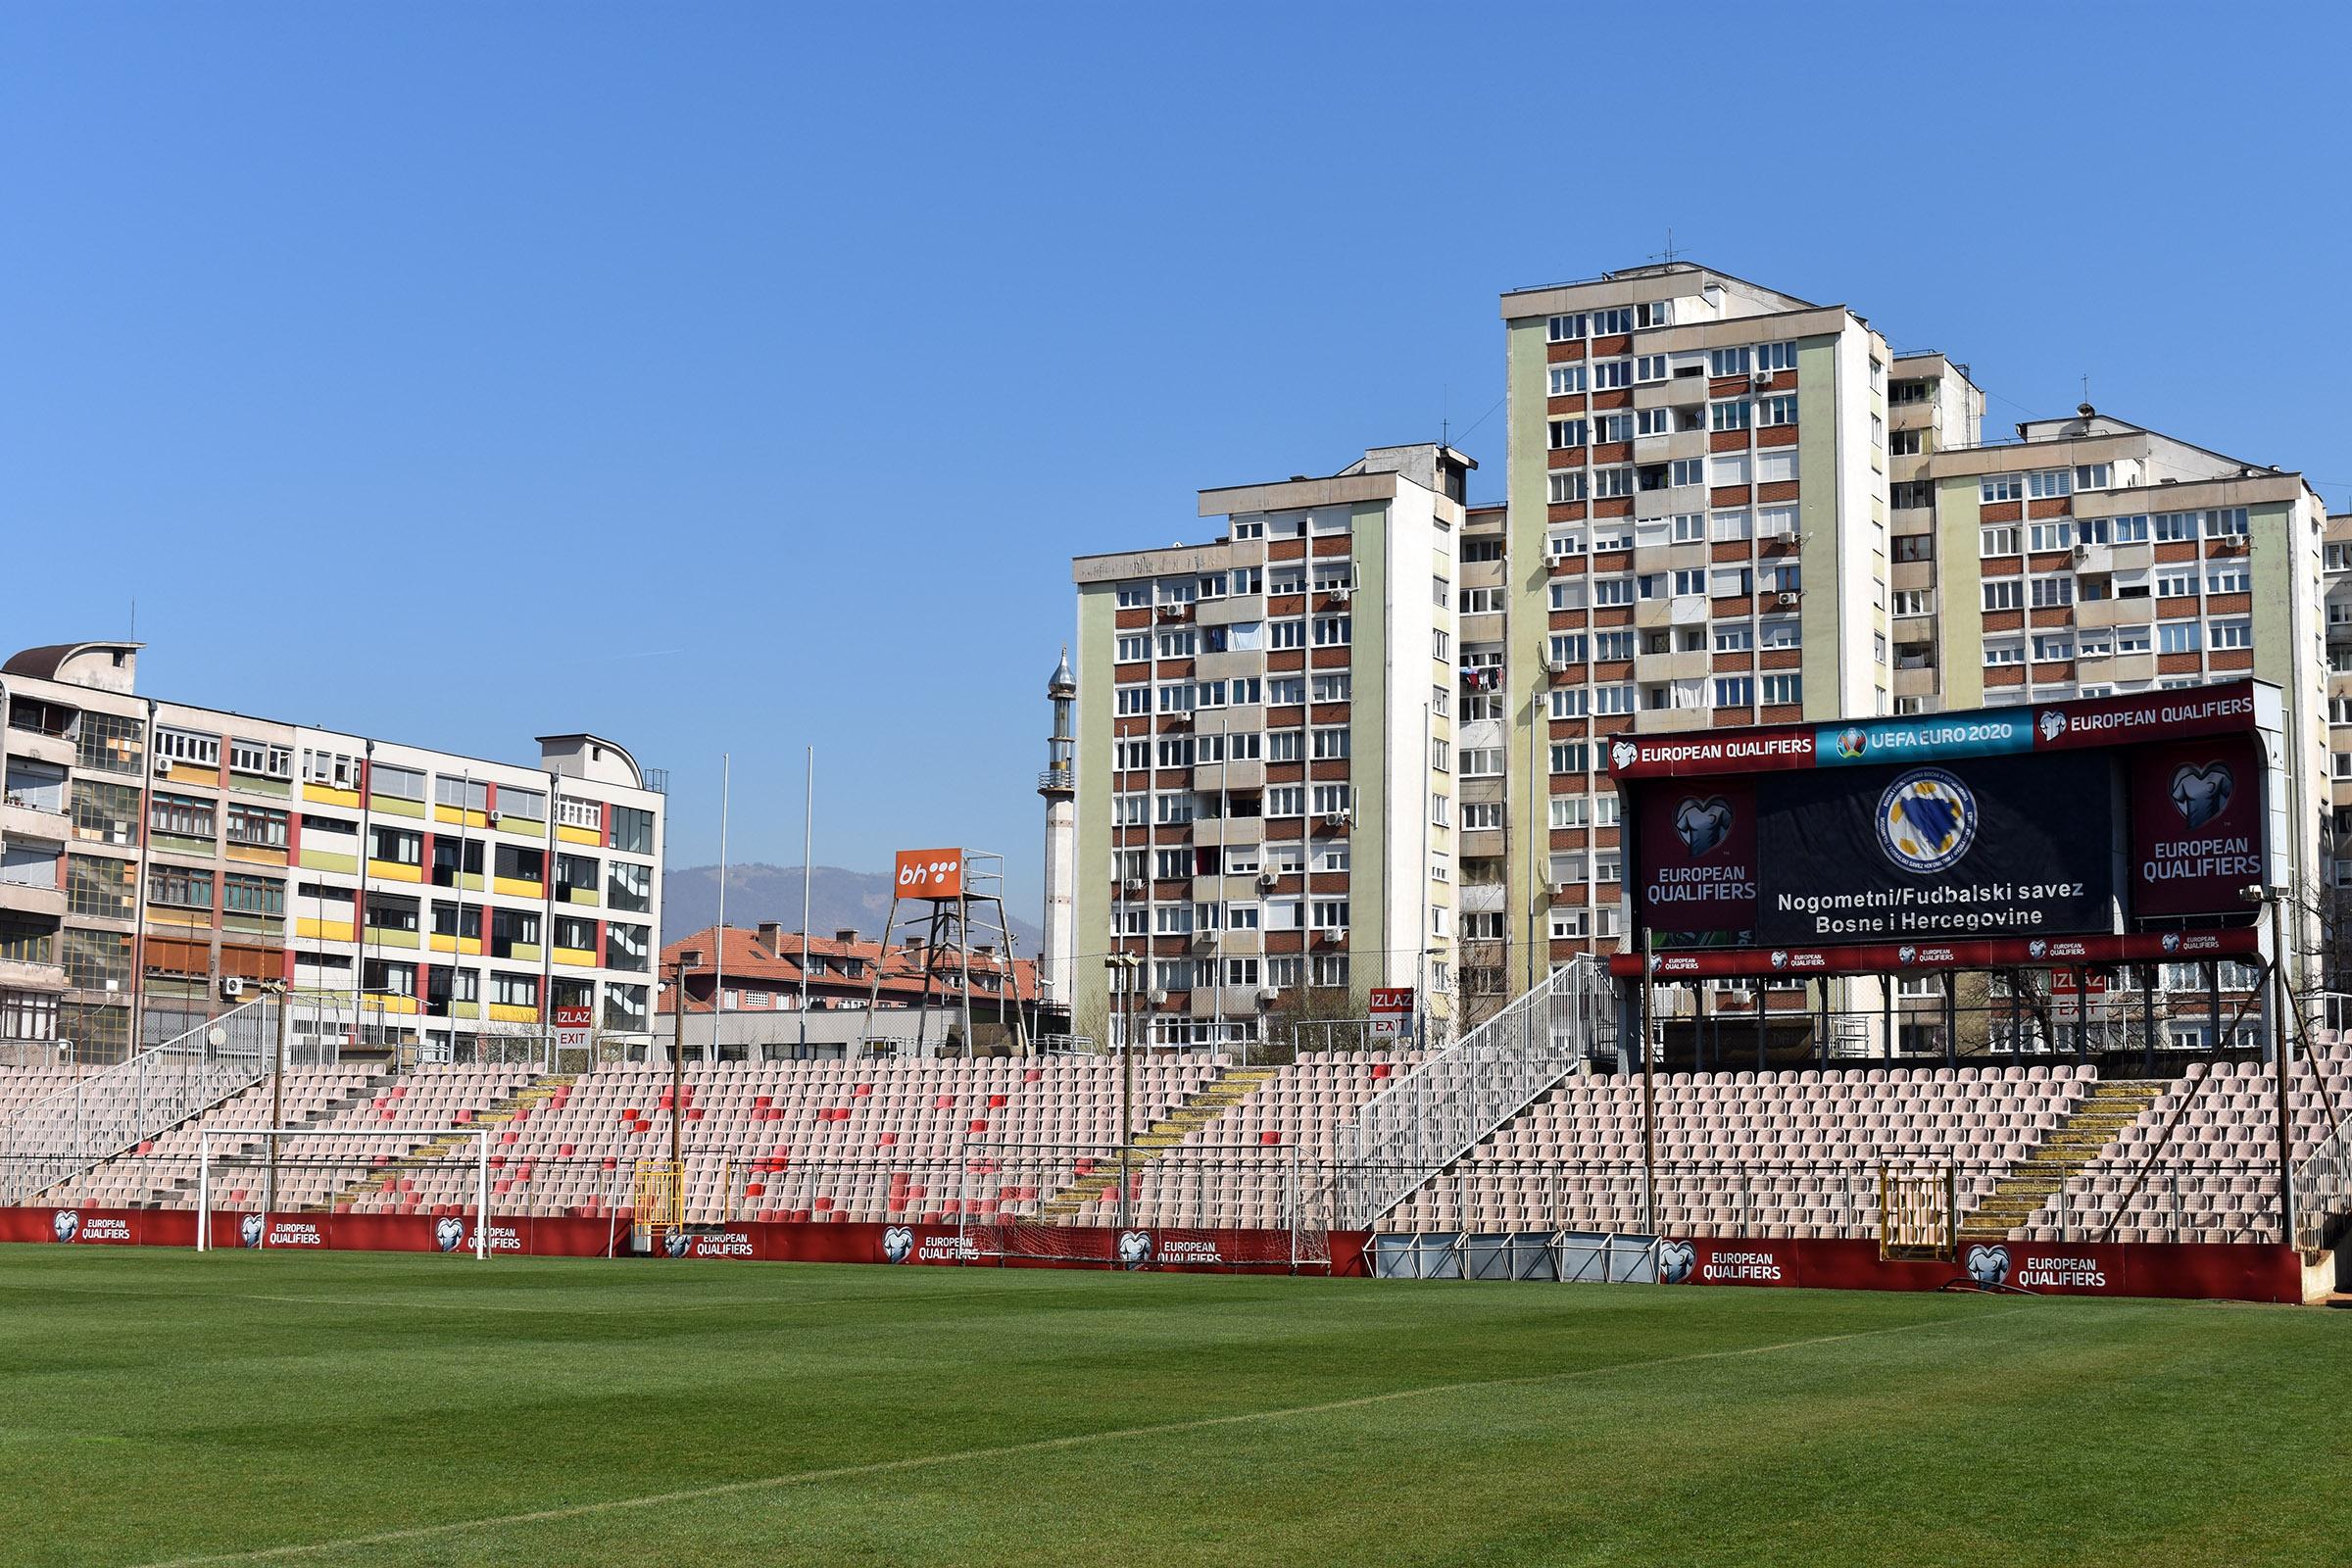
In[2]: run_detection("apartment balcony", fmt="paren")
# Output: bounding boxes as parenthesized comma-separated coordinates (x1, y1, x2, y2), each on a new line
(0, 875, 67, 921)
(1889, 401, 1936, 432)
(1189, 815, 1263, 849)
(3, 724, 76, 771)
(0, 952, 65, 993)
(1460, 611, 1506, 645)
(1195, 595, 1264, 628)
(1, 799, 71, 845)
(1195, 872, 1274, 906)
(1460, 558, 1507, 591)
(1633, 594, 1709, 631)
(1188, 986, 1275, 1020)
(1193, 758, 1265, 794)
(1632, 707, 1711, 735)
(1460, 881, 1506, 914)
(2076, 595, 2155, 630)
(1890, 559, 1934, 594)
(1195, 650, 1265, 684)
(1634, 648, 1712, 683)
(2078, 651, 2157, 686)
(2333, 776, 2352, 809)
(1892, 664, 1938, 699)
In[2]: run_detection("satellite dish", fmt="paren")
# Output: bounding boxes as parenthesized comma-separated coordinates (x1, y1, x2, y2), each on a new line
(207, 1027, 228, 1049)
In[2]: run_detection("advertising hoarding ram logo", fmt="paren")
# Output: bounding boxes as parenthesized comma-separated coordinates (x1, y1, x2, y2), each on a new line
(2169, 762, 2234, 830)
(1672, 797, 1735, 857)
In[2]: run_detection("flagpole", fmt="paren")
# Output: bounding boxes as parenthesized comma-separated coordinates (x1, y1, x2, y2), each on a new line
(799, 746, 813, 1054)
(713, 752, 730, 1061)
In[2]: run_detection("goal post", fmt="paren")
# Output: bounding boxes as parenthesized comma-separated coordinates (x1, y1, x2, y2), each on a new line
(196, 1126, 492, 1260)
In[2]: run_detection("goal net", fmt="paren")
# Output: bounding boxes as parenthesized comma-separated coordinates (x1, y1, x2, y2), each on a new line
(957, 1141, 1334, 1271)
(195, 1126, 494, 1259)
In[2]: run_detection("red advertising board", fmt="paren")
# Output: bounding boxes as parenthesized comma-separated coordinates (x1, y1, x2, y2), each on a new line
(1635, 780, 1758, 934)
(894, 849, 963, 901)
(1612, 926, 2259, 980)
(2130, 735, 2267, 919)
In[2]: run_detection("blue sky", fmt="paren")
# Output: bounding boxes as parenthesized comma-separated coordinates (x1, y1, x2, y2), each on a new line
(4, 4, 2346, 923)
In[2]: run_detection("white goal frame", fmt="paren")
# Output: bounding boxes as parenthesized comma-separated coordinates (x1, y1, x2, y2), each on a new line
(195, 1126, 492, 1261)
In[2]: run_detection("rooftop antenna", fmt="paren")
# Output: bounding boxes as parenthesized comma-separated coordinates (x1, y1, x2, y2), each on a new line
(1649, 227, 1685, 266)
(1441, 381, 1449, 449)
(128, 598, 136, 640)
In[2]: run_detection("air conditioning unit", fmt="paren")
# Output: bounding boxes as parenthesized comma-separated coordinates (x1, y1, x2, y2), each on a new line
(153, 758, 172, 776)
(1547, 659, 1575, 676)
(1321, 810, 1352, 828)
(1190, 930, 1215, 948)
(484, 811, 501, 827)
(2071, 545, 2088, 562)
(1122, 878, 1146, 894)
(1330, 586, 1353, 603)
(1157, 603, 1191, 620)
(1255, 870, 1279, 890)
(1752, 372, 1773, 389)
(1776, 591, 1801, 607)
(220, 976, 245, 1001)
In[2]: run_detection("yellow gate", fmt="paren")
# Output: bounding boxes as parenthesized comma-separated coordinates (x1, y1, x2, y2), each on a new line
(1878, 1162, 1955, 1261)
(632, 1159, 683, 1252)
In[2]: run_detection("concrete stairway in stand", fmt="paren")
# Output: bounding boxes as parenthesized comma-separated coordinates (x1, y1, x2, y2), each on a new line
(1034, 1066, 1279, 1221)
(1959, 1079, 2168, 1241)
(328, 1075, 575, 1211)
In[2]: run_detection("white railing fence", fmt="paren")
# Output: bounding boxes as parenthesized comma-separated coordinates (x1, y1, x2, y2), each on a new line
(1338, 957, 1615, 1228)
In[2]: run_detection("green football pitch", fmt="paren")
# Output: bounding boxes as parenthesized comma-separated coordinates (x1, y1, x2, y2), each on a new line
(3, 1248, 2347, 1568)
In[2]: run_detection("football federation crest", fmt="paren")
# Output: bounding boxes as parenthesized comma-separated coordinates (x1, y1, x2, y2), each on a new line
(1876, 768, 1977, 874)
(2169, 762, 2233, 830)
(1673, 796, 1735, 857)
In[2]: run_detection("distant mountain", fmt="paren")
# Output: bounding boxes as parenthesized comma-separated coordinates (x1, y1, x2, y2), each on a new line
(662, 863, 1042, 953)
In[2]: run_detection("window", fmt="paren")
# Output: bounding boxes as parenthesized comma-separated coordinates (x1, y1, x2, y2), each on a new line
(2032, 634, 2075, 662)
(1464, 802, 1504, 829)
(370, 826, 423, 865)
(2211, 618, 2252, 650)
(227, 738, 292, 779)
(492, 972, 541, 1008)
(2028, 520, 2074, 551)
(1460, 749, 1504, 778)
(608, 805, 655, 856)
(1309, 955, 1348, 989)
(155, 728, 220, 768)
(1758, 395, 1797, 427)
(1714, 675, 1754, 708)
(1550, 741, 1590, 773)
(1546, 313, 1587, 342)
(1593, 466, 1636, 499)
(1548, 365, 1587, 396)
(148, 865, 213, 910)
(1311, 727, 1350, 760)
(1710, 399, 1751, 432)
(1892, 589, 1933, 616)
(1669, 459, 1705, 488)
(1592, 359, 1633, 390)
(1980, 474, 2022, 504)
(1458, 586, 1505, 614)
(1636, 300, 1672, 328)
(1712, 453, 1750, 487)
(364, 894, 419, 934)
(1980, 526, 2020, 558)
(1115, 583, 1152, 609)
(1755, 451, 1797, 485)
(222, 874, 282, 917)
(1761, 673, 1801, 705)
(1756, 341, 1796, 372)
(2156, 568, 2198, 599)
(1593, 685, 1638, 715)
(1983, 579, 2023, 612)
(1636, 353, 1671, 383)
(2159, 622, 2203, 654)
(1548, 471, 1588, 504)
(1548, 633, 1588, 665)
(2208, 564, 2251, 594)
(368, 763, 424, 803)
(1266, 785, 1303, 817)
(502, 786, 548, 823)
(1713, 621, 1754, 653)
(1708, 347, 1751, 377)
(1591, 520, 1634, 550)
(2076, 464, 2113, 490)
(1309, 900, 1349, 931)
(223, 804, 285, 851)
(1592, 575, 1635, 607)
(1312, 615, 1351, 647)
(2111, 514, 2150, 543)
(2030, 576, 2075, 609)
(2026, 468, 2073, 500)
(1760, 619, 1801, 649)
(1594, 629, 1636, 660)
(2154, 512, 2199, 542)
(1888, 429, 1924, 457)
(1593, 308, 1634, 335)
(149, 792, 215, 841)
(303, 749, 361, 789)
(1313, 838, 1350, 873)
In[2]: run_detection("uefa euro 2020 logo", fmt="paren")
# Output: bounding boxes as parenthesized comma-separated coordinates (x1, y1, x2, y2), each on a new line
(1834, 726, 1869, 760)
(1876, 767, 1977, 874)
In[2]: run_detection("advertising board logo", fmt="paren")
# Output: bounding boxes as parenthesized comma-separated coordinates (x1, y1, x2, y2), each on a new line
(1610, 740, 1638, 774)
(52, 1209, 77, 1244)
(662, 1230, 693, 1258)
(882, 1225, 915, 1263)
(1876, 768, 1978, 874)
(2028, 938, 2048, 960)
(1768, 950, 1789, 970)
(435, 1216, 466, 1253)
(1964, 1244, 2011, 1287)
(2161, 932, 2182, 954)
(894, 849, 963, 901)
(2038, 710, 2066, 743)
(241, 1212, 266, 1249)
(1672, 797, 1735, 858)
(1656, 1240, 1696, 1284)
(1896, 945, 1918, 964)
(1834, 726, 1869, 760)
(2169, 762, 2234, 830)
(1116, 1230, 1152, 1268)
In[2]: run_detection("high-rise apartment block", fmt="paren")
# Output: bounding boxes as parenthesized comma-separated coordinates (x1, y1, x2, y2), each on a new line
(1065, 446, 1472, 1049)
(1064, 262, 2344, 1046)
(0, 641, 664, 1064)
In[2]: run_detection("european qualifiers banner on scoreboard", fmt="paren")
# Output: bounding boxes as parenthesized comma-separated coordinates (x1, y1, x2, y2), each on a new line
(1755, 753, 2119, 944)
(1617, 681, 2276, 969)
